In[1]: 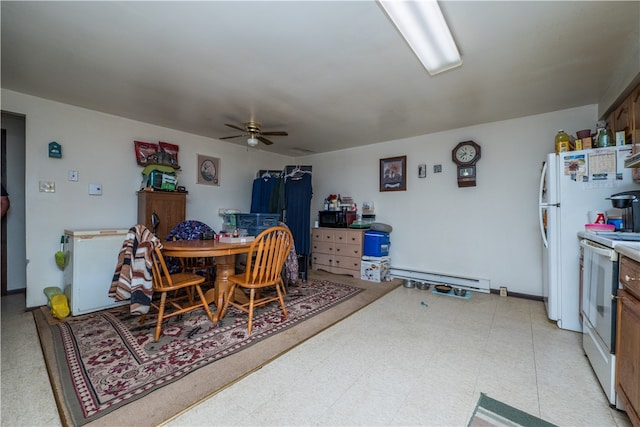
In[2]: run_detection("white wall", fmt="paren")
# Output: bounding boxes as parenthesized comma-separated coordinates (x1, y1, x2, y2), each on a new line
(298, 105, 599, 296)
(1, 89, 293, 308)
(2, 88, 599, 306)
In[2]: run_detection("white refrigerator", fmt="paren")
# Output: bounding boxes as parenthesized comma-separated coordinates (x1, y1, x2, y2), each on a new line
(64, 229, 130, 315)
(538, 145, 639, 332)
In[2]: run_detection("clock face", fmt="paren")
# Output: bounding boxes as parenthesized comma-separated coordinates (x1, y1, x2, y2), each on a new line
(455, 145, 477, 163)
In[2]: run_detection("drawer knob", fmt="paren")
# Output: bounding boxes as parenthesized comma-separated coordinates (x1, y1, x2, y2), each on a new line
(624, 274, 638, 282)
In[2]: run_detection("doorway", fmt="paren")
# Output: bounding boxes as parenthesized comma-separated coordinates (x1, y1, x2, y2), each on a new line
(1, 111, 27, 295)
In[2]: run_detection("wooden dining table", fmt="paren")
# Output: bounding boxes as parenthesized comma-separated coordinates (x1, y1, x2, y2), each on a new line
(161, 239, 253, 322)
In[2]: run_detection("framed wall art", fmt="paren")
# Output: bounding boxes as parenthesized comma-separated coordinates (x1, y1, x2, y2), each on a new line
(197, 154, 220, 186)
(380, 155, 407, 192)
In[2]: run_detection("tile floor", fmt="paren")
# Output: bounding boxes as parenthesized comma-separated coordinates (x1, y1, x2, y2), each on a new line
(1, 283, 634, 427)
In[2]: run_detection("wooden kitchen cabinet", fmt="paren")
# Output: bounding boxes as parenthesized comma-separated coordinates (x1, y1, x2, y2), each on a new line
(311, 227, 364, 278)
(616, 255, 640, 427)
(137, 191, 186, 240)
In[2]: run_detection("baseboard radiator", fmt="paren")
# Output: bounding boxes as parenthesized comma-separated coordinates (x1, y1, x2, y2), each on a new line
(390, 267, 490, 294)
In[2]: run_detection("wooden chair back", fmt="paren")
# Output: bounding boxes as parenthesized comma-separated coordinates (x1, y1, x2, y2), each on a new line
(241, 226, 293, 288)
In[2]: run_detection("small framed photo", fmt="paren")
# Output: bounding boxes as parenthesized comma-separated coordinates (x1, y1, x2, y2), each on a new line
(197, 154, 220, 186)
(380, 155, 407, 192)
(418, 164, 426, 178)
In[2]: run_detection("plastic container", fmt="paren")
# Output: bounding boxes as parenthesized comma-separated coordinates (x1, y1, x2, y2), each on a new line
(363, 230, 390, 256)
(555, 130, 570, 153)
(229, 213, 281, 236)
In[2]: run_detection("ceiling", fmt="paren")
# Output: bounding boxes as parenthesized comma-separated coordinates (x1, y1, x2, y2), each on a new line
(2, 1, 639, 157)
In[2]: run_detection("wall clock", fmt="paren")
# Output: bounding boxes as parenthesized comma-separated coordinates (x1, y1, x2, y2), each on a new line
(452, 140, 481, 187)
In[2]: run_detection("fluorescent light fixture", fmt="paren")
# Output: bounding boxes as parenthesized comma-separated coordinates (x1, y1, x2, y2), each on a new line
(378, 0, 462, 75)
(247, 137, 259, 147)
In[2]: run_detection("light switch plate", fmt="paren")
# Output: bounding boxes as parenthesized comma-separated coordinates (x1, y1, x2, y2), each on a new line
(68, 170, 79, 181)
(39, 181, 55, 193)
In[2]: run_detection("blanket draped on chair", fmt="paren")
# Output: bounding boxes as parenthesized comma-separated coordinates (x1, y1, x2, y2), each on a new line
(108, 224, 162, 314)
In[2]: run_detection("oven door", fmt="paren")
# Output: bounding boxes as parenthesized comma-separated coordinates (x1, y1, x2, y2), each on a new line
(580, 239, 618, 351)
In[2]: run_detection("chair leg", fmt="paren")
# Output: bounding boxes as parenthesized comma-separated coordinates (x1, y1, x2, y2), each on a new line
(155, 292, 167, 341)
(247, 289, 256, 335)
(276, 280, 288, 318)
(217, 283, 237, 322)
(195, 284, 215, 323)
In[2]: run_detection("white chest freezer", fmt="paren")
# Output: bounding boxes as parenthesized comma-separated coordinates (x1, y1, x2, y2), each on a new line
(63, 228, 130, 315)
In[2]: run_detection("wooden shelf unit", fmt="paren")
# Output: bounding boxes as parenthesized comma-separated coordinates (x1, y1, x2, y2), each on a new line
(137, 191, 186, 240)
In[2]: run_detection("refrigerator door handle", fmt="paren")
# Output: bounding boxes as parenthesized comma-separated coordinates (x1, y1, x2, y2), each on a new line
(538, 160, 547, 205)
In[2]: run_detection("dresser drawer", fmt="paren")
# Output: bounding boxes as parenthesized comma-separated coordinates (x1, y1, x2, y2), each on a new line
(333, 256, 361, 271)
(312, 252, 334, 267)
(335, 242, 361, 258)
(312, 241, 334, 255)
(334, 229, 362, 245)
(620, 256, 640, 300)
(313, 228, 335, 243)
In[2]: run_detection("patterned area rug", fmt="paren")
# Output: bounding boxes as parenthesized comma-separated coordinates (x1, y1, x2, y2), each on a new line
(468, 393, 558, 427)
(47, 279, 363, 425)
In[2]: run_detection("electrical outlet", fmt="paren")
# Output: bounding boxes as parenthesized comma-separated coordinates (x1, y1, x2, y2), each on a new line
(500, 286, 508, 297)
(434, 164, 442, 173)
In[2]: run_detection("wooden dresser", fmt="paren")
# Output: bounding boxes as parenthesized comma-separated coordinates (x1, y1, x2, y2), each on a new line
(311, 227, 364, 278)
(137, 191, 186, 240)
(617, 253, 640, 427)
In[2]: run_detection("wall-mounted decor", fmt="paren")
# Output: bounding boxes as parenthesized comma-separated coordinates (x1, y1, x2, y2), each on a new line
(380, 155, 407, 192)
(197, 154, 220, 186)
(48, 141, 62, 158)
(452, 140, 481, 187)
(418, 164, 426, 178)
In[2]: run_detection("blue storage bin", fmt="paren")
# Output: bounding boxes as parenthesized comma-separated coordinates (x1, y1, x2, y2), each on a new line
(364, 231, 390, 257)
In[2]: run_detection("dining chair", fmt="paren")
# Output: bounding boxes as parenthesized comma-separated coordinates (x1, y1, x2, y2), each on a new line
(218, 226, 293, 334)
(143, 245, 215, 341)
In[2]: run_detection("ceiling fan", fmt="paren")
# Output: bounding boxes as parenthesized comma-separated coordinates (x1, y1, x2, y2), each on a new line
(220, 121, 288, 146)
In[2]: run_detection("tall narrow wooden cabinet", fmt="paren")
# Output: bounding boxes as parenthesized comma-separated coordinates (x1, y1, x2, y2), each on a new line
(617, 255, 640, 427)
(137, 191, 186, 240)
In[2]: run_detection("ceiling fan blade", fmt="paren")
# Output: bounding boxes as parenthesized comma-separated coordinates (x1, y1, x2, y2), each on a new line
(224, 123, 245, 132)
(220, 134, 243, 140)
(261, 131, 288, 136)
(257, 136, 274, 145)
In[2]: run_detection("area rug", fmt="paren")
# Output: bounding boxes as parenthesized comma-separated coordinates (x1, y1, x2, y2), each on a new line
(34, 271, 400, 426)
(468, 393, 557, 427)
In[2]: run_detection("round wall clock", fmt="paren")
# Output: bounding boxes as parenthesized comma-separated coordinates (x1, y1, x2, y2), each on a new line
(452, 140, 481, 187)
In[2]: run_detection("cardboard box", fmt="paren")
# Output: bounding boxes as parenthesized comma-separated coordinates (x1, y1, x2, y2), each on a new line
(360, 256, 391, 282)
(582, 136, 593, 149)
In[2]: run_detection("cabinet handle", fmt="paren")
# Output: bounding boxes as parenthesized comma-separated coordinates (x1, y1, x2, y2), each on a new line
(611, 295, 620, 301)
(624, 274, 639, 281)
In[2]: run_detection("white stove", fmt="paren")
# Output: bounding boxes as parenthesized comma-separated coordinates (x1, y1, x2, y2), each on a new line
(578, 230, 640, 408)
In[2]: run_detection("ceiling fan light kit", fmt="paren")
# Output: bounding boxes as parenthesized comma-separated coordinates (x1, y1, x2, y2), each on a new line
(378, 0, 462, 75)
(220, 121, 288, 147)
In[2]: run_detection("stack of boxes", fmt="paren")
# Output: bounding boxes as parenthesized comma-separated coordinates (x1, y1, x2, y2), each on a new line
(360, 230, 391, 282)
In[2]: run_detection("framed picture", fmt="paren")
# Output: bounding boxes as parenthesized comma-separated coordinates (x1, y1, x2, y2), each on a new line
(380, 155, 407, 192)
(418, 163, 427, 178)
(197, 154, 220, 186)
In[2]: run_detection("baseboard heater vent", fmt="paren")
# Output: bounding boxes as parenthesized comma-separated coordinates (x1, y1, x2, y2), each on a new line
(390, 267, 490, 294)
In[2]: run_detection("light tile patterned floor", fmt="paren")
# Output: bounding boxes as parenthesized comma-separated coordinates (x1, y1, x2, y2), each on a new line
(1, 285, 634, 426)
